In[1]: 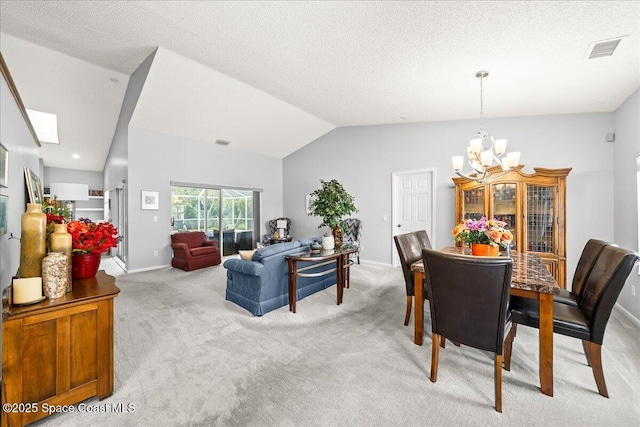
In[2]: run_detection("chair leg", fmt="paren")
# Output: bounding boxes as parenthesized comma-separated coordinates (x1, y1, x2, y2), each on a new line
(440, 335, 446, 348)
(588, 342, 609, 398)
(404, 296, 412, 326)
(357, 253, 360, 264)
(582, 340, 592, 367)
(430, 333, 439, 382)
(495, 354, 503, 413)
(504, 326, 516, 371)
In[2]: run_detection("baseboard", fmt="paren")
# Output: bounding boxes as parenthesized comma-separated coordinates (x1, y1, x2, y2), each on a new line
(614, 303, 640, 327)
(359, 259, 393, 267)
(126, 264, 172, 274)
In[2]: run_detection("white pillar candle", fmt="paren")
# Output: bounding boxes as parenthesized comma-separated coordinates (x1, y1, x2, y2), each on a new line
(12, 277, 43, 304)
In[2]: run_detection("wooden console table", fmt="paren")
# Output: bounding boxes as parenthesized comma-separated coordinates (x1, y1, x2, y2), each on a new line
(1, 271, 120, 426)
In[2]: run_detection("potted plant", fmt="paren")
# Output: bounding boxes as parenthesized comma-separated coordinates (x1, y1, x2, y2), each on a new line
(451, 217, 513, 256)
(67, 218, 119, 278)
(308, 179, 357, 247)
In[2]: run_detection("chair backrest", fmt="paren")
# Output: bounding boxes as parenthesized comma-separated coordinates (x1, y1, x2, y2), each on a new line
(579, 245, 639, 344)
(422, 248, 513, 353)
(394, 231, 425, 296)
(342, 218, 362, 244)
(414, 229, 432, 251)
(268, 217, 291, 235)
(572, 239, 613, 303)
(171, 231, 206, 248)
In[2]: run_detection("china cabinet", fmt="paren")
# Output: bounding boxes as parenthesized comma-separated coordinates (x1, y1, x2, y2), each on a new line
(453, 165, 571, 288)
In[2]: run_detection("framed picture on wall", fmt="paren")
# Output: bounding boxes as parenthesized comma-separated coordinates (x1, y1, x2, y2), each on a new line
(0, 143, 8, 188)
(0, 195, 7, 235)
(306, 194, 316, 214)
(24, 167, 44, 204)
(141, 190, 159, 210)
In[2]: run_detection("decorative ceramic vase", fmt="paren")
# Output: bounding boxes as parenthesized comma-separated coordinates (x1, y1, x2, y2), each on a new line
(332, 224, 344, 248)
(322, 233, 335, 250)
(471, 243, 500, 256)
(72, 253, 101, 279)
(19, 203, 47, 278)
(42, 252, 68, 299)
(49, 223, 73, 292)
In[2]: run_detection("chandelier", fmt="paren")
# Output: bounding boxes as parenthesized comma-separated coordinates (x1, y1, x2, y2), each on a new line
(452, 71, 520, 183)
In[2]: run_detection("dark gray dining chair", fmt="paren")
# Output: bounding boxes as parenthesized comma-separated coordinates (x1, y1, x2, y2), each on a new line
(422, 248, 513, 412)
(553, 239, 612, 307)
(394, 230, 432, 326)
(507, 245, 639, 397)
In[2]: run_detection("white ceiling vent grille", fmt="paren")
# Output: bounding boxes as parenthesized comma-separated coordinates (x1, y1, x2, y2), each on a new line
(586, 36, 628, 59)
(215, 139, 231, 146)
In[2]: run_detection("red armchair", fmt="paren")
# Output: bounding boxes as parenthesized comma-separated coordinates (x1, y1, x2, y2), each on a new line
(171, 231, 221, 271)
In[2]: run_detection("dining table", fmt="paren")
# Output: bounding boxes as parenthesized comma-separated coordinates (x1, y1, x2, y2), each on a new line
(411, 246, 560, 397)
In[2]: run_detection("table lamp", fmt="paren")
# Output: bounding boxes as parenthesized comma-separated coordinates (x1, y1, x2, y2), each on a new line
(276, 219, 287, 238)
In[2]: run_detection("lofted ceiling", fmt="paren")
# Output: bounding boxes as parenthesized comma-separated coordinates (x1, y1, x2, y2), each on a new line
(0, 1, 638, 172)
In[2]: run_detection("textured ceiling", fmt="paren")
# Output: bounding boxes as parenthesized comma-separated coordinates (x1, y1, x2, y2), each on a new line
(0, 1, 638, 171)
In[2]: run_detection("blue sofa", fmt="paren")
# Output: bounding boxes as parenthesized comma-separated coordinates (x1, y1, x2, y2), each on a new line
(223, 239, 337, 316)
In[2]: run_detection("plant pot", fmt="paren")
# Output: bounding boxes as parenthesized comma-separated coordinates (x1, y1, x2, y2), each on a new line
(471, 243, 499, 256)
(72, 253, 102, 280)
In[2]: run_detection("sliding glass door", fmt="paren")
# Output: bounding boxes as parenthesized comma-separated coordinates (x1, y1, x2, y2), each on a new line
(171, 184, 260, 256)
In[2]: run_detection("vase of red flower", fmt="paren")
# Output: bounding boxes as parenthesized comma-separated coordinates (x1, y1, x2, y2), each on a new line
(67, 218, 119, 279)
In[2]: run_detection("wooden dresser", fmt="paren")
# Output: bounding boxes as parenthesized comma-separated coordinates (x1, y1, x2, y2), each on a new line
(1, 271, 120, 426)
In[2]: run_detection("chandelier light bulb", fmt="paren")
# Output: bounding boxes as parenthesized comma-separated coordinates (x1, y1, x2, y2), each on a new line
(494, 139, 507, 156)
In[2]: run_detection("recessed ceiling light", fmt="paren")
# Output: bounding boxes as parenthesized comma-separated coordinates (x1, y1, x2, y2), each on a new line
(72, 153, 80, 159)
(110, 77, 119, 83)
(26, 109, 59, 144)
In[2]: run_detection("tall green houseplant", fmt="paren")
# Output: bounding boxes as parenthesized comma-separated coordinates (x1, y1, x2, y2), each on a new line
(308, 179, 357, 246)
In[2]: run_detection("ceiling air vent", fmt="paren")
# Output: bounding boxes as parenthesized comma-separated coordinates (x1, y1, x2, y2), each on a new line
(586, 36, 627, 59)
(215, 139, 231, 146)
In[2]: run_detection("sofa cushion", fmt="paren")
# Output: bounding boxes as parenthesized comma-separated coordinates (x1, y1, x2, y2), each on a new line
(252, 241, 301, 261)
(190, 246, 219, 257)
(239, 250, 256, 261)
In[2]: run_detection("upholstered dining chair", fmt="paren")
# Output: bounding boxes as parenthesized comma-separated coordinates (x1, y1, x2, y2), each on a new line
(553, 239, 613, 307)
(422, 248, 514, 413)
(394, 230, 432, 326)
(506, 245, 639, 397)
(342, 218, 362, 264)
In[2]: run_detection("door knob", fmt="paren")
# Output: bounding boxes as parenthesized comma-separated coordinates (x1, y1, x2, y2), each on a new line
(397, 224, 402, 228)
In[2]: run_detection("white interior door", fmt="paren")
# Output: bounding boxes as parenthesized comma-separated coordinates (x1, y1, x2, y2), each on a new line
(391, 169, 436, 267)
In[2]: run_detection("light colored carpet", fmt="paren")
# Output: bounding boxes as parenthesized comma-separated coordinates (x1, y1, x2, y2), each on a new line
(34, 262, 639, 426)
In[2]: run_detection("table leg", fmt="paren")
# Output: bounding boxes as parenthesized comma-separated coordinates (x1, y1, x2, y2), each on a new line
(538, 292, 554, 396)
(414, 271, 424, 345)
(337, 254, 344, 305)
(287, 258, 297, 313)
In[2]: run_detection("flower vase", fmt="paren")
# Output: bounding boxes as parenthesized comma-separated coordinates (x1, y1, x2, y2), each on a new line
(49, 223, 73, 292)
(19, 203, 47, 277)
(471, 243, 500, 256)
(72, 253, 101, 279)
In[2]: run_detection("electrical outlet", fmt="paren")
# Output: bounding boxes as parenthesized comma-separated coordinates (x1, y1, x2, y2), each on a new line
(153, 250, 158, 257)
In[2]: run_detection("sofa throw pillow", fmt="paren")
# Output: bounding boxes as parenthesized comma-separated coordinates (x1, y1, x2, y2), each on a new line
(239, 250, 256, 261)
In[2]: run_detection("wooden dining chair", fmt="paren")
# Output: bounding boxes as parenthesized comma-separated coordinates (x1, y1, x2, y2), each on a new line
(422, 248, 513, 412)
(553, 239, 612, 307)
(506, 245, 639, 397)
(394, 230, 432, 326)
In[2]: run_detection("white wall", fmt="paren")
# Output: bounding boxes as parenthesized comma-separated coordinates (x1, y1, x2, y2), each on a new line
(125, 126, 283, 271)
(284, 113, 615, 286)
(613, 89, 640, 320)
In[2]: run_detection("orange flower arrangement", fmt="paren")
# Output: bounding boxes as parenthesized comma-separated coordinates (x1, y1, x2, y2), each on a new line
(67, 218, 119, 255)
(452, 217, 513, 247)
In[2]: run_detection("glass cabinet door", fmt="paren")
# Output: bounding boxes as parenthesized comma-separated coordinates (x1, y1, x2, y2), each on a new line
(491, 183, 517, 247)
(526, 185, 555, 253)
(462, 187, 485, 220)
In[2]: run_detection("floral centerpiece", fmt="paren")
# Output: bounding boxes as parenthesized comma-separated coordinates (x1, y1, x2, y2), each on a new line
(67, 218, 119, 254)
(452, 217, 513, 255)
